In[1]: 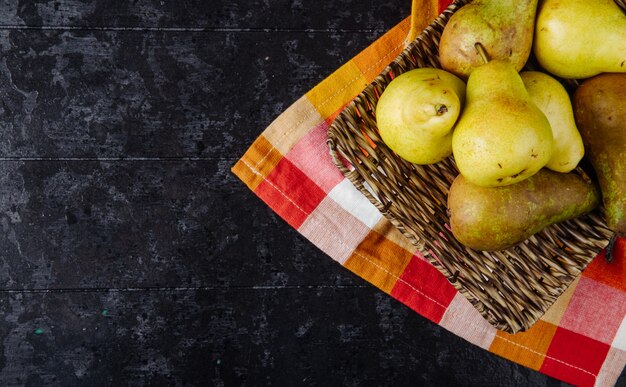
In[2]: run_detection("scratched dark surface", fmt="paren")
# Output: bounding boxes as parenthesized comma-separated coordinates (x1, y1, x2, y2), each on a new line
(0, 1, 623, 386)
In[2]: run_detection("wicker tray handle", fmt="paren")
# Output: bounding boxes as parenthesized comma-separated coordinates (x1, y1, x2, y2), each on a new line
(405, 0, 441, 47)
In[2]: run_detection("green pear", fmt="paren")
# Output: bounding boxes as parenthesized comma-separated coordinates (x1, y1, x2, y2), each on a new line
(534, 0, 626, 79)
(438, 0, 539, 79)
(447, 169, 600, 251)
(376, 68, 466, 165)
(452, 60, 553, 187)
(574, 73, 626, 237)
(520, 71, 584, 173)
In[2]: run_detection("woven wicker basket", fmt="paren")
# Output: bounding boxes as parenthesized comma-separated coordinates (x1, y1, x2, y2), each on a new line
(327, 0, 624, 333)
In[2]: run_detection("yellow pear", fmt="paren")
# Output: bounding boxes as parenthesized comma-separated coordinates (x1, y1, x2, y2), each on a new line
(376, 68, 466, 165)
(452, 60, 553, 187)
(520, 71, 584, 173)
(534, 0, 626, 79)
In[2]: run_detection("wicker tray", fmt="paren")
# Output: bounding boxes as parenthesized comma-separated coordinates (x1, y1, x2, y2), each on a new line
(327, 0, 622, 333)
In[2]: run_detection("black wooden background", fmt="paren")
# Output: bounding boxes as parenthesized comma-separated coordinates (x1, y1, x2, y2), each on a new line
(0, 1, 623, 386)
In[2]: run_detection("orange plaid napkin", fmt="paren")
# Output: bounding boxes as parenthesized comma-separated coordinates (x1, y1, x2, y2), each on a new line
(232, 1, 626, 385)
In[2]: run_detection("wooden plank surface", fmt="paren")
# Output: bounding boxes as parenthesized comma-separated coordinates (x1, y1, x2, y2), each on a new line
(0, 1, 622, 385)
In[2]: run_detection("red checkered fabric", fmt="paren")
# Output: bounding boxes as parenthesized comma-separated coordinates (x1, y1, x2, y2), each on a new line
(233, 2, 626, 385)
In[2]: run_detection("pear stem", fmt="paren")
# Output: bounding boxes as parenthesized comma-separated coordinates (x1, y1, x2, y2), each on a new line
(606, 233, 617, 263)
(474, 42, 490, 64)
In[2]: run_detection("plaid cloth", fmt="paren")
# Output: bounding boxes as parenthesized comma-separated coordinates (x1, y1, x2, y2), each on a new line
(232, 1, 626, 385)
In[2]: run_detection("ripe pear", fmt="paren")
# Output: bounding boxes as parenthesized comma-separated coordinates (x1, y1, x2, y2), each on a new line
(520, 71, 584, 173)
(573, 73, 626, 237)
(534, 0, 626, 79)
(376, 68, 466, 165)
(438, 0, 539, 79)
(452, 60, 553, 187)
(447, 169, 600, 251)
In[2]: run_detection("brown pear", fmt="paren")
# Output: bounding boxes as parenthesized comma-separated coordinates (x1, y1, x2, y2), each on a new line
(438, 0, 539, 79)
(447, 169, 600, 251)
(573, 73, 626, 237)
